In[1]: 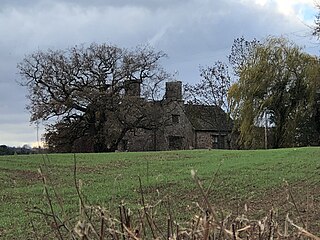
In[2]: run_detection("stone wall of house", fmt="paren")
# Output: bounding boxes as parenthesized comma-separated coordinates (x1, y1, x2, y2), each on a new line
(127, 128, 172, 151)
(196, 131, 230, 149)
(118, 80, 234, 151)
(121, 100, 195, 151)
(124, 80, 141, 97)
(165, 81, 182, 100)
(121, 81, 195, 151)
(162, 101, 195, 150)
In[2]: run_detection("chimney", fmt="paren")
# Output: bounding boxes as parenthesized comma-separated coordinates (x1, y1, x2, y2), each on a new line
(165, 81, 182, 100)
(124, 80, 141, 97)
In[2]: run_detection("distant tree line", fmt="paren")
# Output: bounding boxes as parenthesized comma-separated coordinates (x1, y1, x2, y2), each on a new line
(0, 144, 41, 155)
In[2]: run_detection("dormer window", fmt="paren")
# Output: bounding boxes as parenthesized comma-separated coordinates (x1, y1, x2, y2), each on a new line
(172, 114, 180, 124)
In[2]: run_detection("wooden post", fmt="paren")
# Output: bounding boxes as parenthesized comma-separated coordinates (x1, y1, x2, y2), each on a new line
(264, 111, 268, 150)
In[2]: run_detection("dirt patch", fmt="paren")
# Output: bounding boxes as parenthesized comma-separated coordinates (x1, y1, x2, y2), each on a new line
(70, 165, 102, 174)
(0, 227, 6, 239)
(71, 161, 129, 174)
(0, 167, 42, 184)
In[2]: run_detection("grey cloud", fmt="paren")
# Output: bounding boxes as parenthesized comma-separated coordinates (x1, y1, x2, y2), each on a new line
(0, 0, 316, 146)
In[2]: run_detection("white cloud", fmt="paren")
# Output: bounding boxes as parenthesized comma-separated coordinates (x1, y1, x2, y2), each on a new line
(239, 0, 317, 21)
(275, 0, 315, 17)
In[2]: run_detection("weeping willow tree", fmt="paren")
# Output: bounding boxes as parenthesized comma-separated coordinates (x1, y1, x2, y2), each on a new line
(228, 37, 320, 149)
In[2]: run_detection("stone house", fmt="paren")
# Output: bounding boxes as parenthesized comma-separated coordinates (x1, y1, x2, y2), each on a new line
(119, 81, 233, 151)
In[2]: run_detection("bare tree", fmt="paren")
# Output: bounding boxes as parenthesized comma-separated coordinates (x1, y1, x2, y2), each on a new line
(18, 43, 170, 152)
(184, 61, 231, 110)
(184, 61, 232, 148)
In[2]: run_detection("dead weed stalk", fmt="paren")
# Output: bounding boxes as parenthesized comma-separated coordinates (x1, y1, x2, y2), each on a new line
(26, 156, 319, 239)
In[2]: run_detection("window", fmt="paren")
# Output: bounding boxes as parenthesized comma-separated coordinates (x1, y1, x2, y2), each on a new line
(172, 114, 180, 124)
(211, 135, 219, 149)
(212, 135, 218, 143)
(211, 134, 225, 149)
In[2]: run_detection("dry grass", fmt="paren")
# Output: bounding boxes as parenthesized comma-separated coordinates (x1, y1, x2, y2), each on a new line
(27, 158, 320, 240)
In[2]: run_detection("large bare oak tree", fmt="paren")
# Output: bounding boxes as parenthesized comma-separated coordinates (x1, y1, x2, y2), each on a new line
(18, 43, 170, 152)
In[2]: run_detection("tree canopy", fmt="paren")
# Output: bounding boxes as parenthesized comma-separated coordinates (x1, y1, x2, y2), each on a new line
(228, 37, 320, 148)
(18, 43, 170, 152)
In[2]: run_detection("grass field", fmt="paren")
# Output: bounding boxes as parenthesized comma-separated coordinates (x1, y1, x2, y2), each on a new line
(0, 147, 320, 238)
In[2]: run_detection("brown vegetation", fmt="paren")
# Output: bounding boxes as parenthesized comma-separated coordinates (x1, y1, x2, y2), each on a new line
(27, 164, 320, 239)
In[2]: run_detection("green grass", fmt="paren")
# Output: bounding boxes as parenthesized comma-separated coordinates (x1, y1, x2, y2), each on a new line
(0, 147, 320, 238)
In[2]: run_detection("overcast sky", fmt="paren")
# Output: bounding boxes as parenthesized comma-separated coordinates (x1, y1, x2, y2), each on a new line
(0, 0, 319, 147)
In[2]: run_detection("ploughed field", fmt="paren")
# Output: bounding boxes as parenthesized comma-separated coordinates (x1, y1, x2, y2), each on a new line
(0, 147, 320, 238)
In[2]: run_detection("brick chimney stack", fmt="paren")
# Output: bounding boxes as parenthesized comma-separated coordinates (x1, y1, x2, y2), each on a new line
(165, 81, 182, 101)
(124, 80, 141, 97)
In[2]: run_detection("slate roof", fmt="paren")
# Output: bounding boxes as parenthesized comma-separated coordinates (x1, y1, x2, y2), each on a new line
(184, 104, 233, 132)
